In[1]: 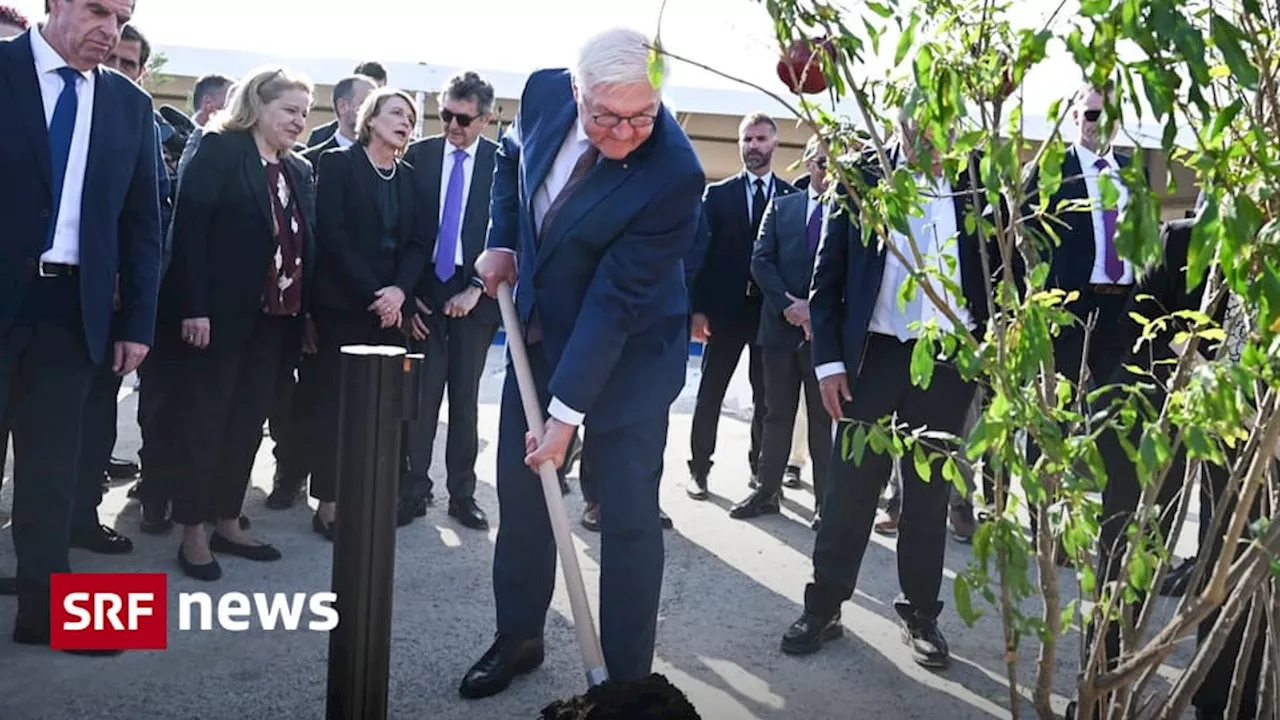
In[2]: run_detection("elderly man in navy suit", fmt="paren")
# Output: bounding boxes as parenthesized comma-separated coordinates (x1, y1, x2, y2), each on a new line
(462, 27, 704, 699)
(0, 0, 161, 653)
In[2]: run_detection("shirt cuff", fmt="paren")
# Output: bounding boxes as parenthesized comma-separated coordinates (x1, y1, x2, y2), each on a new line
(491, 247, 517, 255)
(814, 362, 847, 380)
(548, 397, 585, 426)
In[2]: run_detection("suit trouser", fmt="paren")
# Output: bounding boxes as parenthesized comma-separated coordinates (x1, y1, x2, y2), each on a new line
(690, 295, 766, 476)
(306, 311, 405, 504)
(268, 352, 312, 484)
(170, 314, 298, 526)
(756, 341, 831, 506)
(402, 309, 497, 504)
(1087, 392, 1267, 718)
(134, 330, 185, 506)
(805, 333, 975, 623)
(73, 360, 123, 530)
(492, 345, 667, 682)
(0, 275, 97, 622)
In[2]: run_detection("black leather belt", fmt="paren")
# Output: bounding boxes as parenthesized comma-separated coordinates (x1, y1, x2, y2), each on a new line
(37, 261, 78, 278)
(1088, 283, 1131, 296)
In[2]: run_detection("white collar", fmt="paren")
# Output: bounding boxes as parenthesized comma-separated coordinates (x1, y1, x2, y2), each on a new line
(445, 134, 481, 158)
(572, 114, 590, 145)
(807, 185, 823, 202)
(745, 169, 774, 187)
(1075, 143, 1118, 170)
(31, 26, 93, 83)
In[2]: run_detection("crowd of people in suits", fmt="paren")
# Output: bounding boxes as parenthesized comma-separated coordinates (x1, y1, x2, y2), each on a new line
(0, 3, 1266, 718)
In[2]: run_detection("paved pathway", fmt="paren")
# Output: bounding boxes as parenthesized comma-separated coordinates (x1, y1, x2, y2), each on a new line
(0, 347, 1197, 719)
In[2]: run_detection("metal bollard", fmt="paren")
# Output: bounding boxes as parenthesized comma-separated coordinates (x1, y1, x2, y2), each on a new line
(325, 345, 418, 720)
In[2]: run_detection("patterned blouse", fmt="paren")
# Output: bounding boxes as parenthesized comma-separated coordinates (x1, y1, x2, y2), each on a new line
(263, 160, 305, 316)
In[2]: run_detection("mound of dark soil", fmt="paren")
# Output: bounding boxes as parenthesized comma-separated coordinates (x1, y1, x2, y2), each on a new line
(539, 673, 700, 720)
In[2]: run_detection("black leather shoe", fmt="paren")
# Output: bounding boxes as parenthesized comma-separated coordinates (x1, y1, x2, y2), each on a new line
(780, 611, 842, 655)
(449, 498, 489, 530)
(459, 635, 544, 699)
(0, 576, 15, 596)
(810, 511, 822, 532)
(266, 469, 307, 510)
(396, 498, 425, 528)
(659, 508, 673, 530)
(70, 525, 134, 555)
(178, 546, 222, 581)
(783, 465, 802, 488)
(900, 617, 950, 668)
(729, 489, 781, 519)
(13, 620, 124, 656)
(107, 458, 140, 480)
(140, 501, 172, 535)
(312, 513, 335, 542)
(209, 533, 282, 562)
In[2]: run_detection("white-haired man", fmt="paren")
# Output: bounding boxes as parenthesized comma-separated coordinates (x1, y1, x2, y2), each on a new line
(465, 27, 704, 698)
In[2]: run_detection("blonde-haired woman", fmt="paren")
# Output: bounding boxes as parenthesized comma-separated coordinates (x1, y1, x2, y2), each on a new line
(160, 66, 317, 580)
(304, 87, 428, 539)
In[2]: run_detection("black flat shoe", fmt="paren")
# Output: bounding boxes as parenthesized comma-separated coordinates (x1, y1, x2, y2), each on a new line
(177, 546, 222, 582)
(459, 634, 544, 699)
(312, 513, 335, 542)
(209, 533, 281, 562)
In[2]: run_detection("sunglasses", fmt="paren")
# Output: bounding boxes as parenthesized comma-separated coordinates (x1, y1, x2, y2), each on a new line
(440, 109, 478, 128)
(1083, 109, 1103, 122)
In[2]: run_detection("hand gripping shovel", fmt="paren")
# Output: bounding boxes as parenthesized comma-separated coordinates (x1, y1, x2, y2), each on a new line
(496, 282, 701, 720)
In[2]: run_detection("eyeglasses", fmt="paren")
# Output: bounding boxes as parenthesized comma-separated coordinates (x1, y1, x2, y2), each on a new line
(441, 109, 479, 128)
(810, 156, 828, 168)
(590, 112, 657, 129)
(1083, 109, 1103, 122)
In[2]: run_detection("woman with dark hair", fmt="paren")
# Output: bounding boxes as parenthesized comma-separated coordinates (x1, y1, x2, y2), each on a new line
(306, 87, 428, 539)
(161, 66, 317, 580)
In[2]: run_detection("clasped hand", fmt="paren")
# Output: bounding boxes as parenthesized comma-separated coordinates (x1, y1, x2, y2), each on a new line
(368, 286, 405, 328)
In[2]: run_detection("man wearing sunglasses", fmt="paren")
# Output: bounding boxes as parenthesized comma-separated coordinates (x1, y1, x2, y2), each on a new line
(398, 71, 500, 532)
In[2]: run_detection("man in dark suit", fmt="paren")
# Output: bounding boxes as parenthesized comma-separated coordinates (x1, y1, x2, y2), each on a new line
(734, 135, 832, 525)
(687, 112, 797, 499)
(306, 60, 386, 147)
(398, 71, 500, 530)
(0, 0, 161, 652)
(780, 110, 998, 669)
(462, 27, 704, 699)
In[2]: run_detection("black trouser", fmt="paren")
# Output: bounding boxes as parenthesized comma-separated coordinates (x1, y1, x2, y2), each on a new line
(805, 333, 975, 623)
(1089, 394, 1268, 718)
(402, 302, 497, 504)
(690, 295, 765, 476)
(269, 351, 313, 485)
(756, 340, 831, 507)
(72, 360, 123, 530)
(307, 310, 406, 504)
(0, 274, 97, 623)
(135, 329, 185, 506)
(170, 314, 299, 526)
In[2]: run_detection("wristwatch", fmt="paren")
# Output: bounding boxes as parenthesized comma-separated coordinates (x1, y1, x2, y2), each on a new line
(469, 276, 485, 291)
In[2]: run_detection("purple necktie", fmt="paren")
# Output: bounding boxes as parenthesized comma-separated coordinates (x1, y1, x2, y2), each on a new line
(806, 202, 822, 255)
(1095, 158, 1124, 281)
(436, 148, 468, 282)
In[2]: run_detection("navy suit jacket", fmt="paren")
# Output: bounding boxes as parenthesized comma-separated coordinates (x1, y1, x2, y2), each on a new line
(1024, 145, 1145, 292)
(692, 171, 798, 331)
(0, 31, 162, 364)
(751, 191, 821, 348)
(809, 150, 1000, 384)
(487, 68, 704, 431)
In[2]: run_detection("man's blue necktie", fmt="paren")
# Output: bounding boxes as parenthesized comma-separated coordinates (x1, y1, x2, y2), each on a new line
(435, 148, 468, 282)
(806, 203, 822, 256)
(44, 66, 81, 252)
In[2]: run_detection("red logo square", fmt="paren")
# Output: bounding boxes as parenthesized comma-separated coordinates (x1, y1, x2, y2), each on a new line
(50, 573, 168, 650)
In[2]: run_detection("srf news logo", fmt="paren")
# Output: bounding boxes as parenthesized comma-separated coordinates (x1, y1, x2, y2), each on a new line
(50, 573, 339, 651)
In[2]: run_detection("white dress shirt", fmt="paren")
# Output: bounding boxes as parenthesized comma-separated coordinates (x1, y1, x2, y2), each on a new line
(334, 131, 355, 149)
(1074, 144, 1133, 284)
(744, 170, 776, 220)
(435, 135, 481, 266)
(815, 174, 971, 381)
(806, 185, 825, 228)
(31, 27, 95, 265)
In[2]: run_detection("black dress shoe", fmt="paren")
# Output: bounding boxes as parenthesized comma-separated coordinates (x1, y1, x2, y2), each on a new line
(686, 471, 709, 500)
(396, 498, 424, 528)
(139, 501, 172, 535)
(729, 489, 781, 519)
(780, 611, 842, 655)
(70, 525, 134, 555)
(209, 533, 282, 562)
(900, 617, 950, 668)
(0, 576, 16, 596)
(659, 508, 673, 530)
(449, 498, 489, 530)
(783, 465, 802, 488)
(177, 546, 222, 581)
(266, 469, 307, 510)
(107, 458, 141, 480)
(312, 513, 335, 542)
(13, 621, 124, 656)
(459, 634, 544, 699)
(810, 512, 822, 532)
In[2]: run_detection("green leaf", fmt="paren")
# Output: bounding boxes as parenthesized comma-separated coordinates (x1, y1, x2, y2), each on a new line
(1209, 99, 1244, 145)
(866, 1, 893, 18)
(895, 14, 919, 67)
(1129, 550, 1153, 591)
(913, 442, 933, 483)
(1080, 0, 1112, 15)
(910, 333, 936, 388)
(646, 37, 666, 89)
(954, 574, 982, 624)
(851, 424, 869, 466)
(1210, 14, 1259, 89)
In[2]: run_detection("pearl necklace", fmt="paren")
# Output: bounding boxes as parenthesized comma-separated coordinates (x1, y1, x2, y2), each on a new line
(364, 146, 397, 181)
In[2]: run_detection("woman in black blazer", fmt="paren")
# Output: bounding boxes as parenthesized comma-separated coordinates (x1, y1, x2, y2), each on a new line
(307, 87, 428, 539)
(161, 67, 317, 580)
